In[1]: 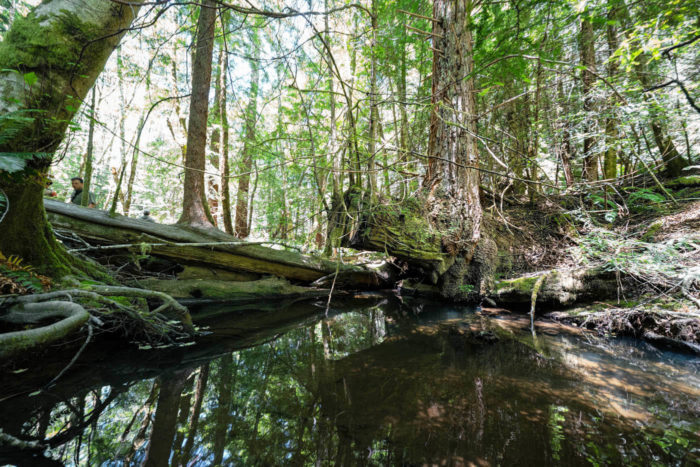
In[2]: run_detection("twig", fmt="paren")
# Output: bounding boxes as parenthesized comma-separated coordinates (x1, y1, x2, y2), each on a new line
(43, 323, 93, 390)
(398, 9, 440, 22)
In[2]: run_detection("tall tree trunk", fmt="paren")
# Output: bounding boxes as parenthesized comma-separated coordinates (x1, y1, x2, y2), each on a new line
(367, 0, 379, 198)
(124, 112, 145, 215)
(579, 14, 598, 182)
(617, 2, 687, 177)
(0, 0, 142, 274)
(603, 12, 620, 180)
(425, 0, 482, 252)
(82, 87, 97, 206)
(218, 49, 234, 234)
(234, 34, 260, 238)
(177, 0, 216, 227)
(557, 77, 575, 187)
(397, 41, 412, 196)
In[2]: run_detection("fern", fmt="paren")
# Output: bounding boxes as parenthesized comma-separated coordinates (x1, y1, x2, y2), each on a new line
(628, 188, 665, 205)
(0, 111, 51, 173)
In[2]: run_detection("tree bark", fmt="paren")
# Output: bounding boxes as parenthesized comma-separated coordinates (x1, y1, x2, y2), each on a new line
(603, 13, 619, 180)
(82, 87, 96, 207)
(617, 1, 687, 177)
(124, 113, 145, 216)
(579, 14, 598, 182)
(0, 0, 142, 274)
(425, 0, 482, 255)
(218, 48, 234, 234)
(367, 0, 379, 197)
(177, 0, 217, 228)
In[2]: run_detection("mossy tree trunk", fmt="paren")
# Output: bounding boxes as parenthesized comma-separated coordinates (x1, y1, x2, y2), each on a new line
(334, 0, 493, 300)
(0, 0, 142, 274)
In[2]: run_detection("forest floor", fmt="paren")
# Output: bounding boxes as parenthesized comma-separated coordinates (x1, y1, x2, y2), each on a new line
(492, 177, 700, 353)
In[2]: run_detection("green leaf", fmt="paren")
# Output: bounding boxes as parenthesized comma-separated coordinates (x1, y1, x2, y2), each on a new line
(0, 153, 51, 173)
(23, 71, 37, 87)
(0, 155, 27, 172)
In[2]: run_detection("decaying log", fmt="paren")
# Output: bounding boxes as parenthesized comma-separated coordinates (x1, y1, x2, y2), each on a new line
(135, 277, 331, 302)
(489, 267, 634, 311)
(44, 200, 390, 288)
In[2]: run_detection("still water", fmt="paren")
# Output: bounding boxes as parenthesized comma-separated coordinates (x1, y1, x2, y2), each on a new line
(0, 296, 698, 466)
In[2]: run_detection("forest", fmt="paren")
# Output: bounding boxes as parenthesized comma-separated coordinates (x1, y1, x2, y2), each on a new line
(0, 0, 698, 464)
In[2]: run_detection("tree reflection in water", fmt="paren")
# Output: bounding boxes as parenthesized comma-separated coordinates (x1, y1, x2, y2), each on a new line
(0, 296, 698, 465)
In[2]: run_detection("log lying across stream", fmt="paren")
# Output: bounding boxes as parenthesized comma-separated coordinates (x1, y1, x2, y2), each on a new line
(44, 200, 392, 296)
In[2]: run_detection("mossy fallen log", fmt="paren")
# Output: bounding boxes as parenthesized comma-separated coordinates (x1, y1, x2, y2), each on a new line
(489, 267, 634, 311)
(136, 277, 330, 302)
(44, 199, 390, 288)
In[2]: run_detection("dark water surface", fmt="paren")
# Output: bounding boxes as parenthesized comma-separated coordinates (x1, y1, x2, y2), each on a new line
(1, 296, 698, 466)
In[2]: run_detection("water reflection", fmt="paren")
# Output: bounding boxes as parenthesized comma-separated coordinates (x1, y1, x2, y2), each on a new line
(0, 297, 698, 466)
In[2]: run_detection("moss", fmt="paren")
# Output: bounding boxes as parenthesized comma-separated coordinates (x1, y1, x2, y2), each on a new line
(493, 275, 541, 294)
(666, 176, 700, 188)
(0, 10, 105, 153)
(137, 277, 329, 301)
(0, 11, 101, 73)
(364, 199, 445, 265)
(641, 220, 663, 241)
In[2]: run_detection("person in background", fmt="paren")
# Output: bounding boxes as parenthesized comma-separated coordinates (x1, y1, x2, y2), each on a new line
(140, 210, 155, 222)
(70, 177, 96, 208)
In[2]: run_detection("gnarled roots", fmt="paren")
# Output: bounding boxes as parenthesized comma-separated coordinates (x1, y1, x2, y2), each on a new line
(0, 285, 194, 360)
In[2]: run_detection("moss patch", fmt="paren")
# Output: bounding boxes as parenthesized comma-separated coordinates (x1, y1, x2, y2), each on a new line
(493, 274, 541, 295)
(136, 277, 330, 301)
(0, 11, 100, 72)
(667, 176, 700, 188)
(641, 220, 663, 241)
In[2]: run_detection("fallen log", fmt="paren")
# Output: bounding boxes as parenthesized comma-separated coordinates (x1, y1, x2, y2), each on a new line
(488, 267, 635, 311)
(135, 277, 331, 302)
(44, 200, 391, 288)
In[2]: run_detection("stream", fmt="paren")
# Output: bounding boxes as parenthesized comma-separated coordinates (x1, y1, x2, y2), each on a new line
(0, 295, 698, 466)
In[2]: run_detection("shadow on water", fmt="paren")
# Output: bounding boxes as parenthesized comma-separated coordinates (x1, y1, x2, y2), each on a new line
(0, 295, 698, 466)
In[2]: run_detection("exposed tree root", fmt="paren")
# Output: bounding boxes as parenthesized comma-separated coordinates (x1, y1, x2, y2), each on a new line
(0, 301, 89, 359)
(0, 285, 195, 360)
(548, 307, 700, 354)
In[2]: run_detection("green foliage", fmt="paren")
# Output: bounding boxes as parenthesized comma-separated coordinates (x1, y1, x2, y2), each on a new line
(548, 405, 568, 461)
(627, 187, 666, 205)
(573, 228, 698, 284)
(0, 250, 50, 293)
